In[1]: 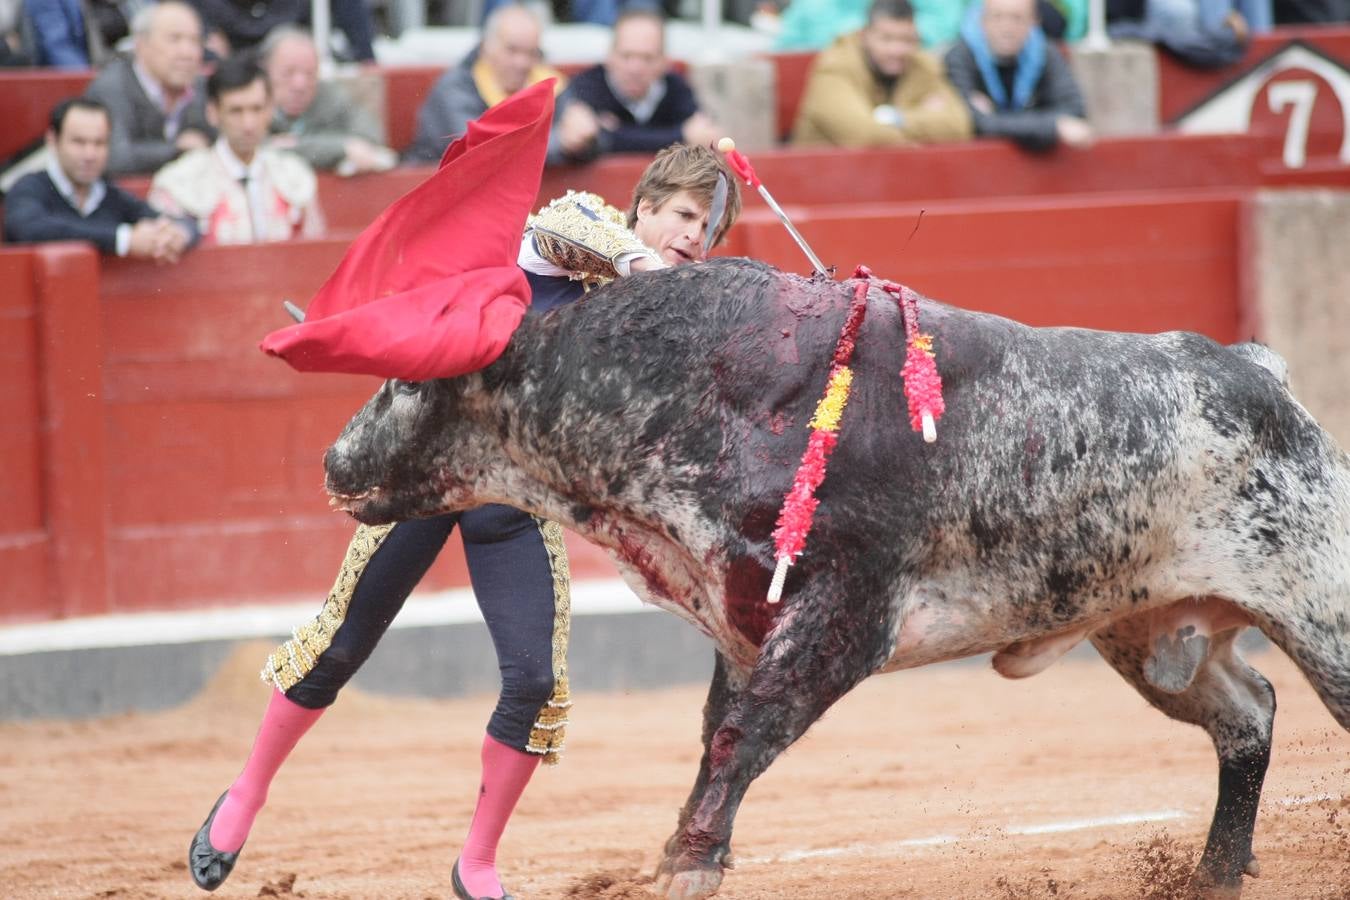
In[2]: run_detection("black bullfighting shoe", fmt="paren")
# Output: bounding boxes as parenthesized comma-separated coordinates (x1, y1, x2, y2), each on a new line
(451, 859, 516, 900)
(189, 791, 243, 891)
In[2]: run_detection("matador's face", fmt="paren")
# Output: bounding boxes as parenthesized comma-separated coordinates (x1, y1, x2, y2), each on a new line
(634, 190, 710, 266)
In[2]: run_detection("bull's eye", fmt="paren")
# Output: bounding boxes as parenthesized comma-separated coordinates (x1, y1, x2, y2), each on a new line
(394, 380, 422, 397)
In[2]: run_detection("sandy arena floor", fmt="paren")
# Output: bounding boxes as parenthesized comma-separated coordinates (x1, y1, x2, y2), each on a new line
(1, 641, 1347, 899)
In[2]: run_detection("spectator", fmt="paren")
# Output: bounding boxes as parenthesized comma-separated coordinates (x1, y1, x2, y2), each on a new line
(560, 8, 720, 158)
(261, 25, 396, 175)
(481, 0, 620, 26)
(945, 0, 1093, 152)
(774, 0, 1075, 51)
(1037, 0, 1088, 39)
(1108, 0, 1273, 68)
(149, 55, 322, 244)
(1274, 0, 1350, 22)
(186, 0, 375, 62)
(23, 0, 87, 67)
(4, 97, 198, 262)
(1, 0, 32, 65)
(792, 0, 972, 147)
(774, 0, 868, 51)
(24, 0, 144, 68)
(405, 3, 598, 165)
(85, 1, 213, 175)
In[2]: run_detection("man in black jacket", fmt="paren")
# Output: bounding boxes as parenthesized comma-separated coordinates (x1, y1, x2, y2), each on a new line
(560, 7, 720, 158)
(4, 97, 198, 262)
(945, 0, 1093, 152)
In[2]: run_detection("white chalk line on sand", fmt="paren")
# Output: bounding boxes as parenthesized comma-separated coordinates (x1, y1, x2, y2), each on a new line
(739, 809, 1187, 866)
(740, 793, 1343, 867)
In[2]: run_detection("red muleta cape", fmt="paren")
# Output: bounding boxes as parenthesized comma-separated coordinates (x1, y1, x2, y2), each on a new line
(259, 80, 556, 381)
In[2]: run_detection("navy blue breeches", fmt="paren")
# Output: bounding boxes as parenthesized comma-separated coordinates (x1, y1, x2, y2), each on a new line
(284, 504, 565, 753)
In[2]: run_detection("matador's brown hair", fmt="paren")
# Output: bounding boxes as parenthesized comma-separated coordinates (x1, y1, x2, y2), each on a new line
(626, 143, 743, 247)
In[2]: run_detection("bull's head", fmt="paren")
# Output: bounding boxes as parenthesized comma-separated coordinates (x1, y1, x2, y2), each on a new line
(324, 374, 495, 524)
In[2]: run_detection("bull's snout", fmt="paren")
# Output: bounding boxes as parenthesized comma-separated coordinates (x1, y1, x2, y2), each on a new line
(322, 442, 388, 519)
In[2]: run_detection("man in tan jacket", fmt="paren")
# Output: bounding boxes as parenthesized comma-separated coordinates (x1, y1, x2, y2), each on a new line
(792, 0, 972, 147)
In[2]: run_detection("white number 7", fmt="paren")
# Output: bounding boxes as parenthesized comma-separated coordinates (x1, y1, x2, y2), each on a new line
(1267, 80, 1317, 169)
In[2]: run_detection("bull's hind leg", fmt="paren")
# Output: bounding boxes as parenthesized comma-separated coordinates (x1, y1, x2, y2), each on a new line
(1091, 615, 1274, 898)
(1259, 608, 1350, 733)
(654, 576, 895, 900)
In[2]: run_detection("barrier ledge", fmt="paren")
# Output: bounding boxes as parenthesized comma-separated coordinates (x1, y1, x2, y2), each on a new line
(316, 132, 1320, 234)
(725, 188, 1245, 344)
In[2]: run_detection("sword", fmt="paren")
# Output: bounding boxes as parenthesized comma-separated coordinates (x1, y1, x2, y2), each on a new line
(283, 300, 305, 323)
(717, 137, 827, 277)
(702, 170, 729, 261)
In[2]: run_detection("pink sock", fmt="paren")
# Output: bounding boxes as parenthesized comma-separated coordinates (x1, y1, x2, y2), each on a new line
(457, 734, 541, 898)
(208, 688, 325, 853)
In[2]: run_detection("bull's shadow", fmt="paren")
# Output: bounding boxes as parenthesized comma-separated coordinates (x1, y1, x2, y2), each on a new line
(325, 258, 1350, 899)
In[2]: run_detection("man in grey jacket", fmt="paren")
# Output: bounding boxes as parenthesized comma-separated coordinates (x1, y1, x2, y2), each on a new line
(84, 0, 213, 175)
(261, 25, 395, 174)
(405, 2, 598, 165)
(944, 0, 1093, 152)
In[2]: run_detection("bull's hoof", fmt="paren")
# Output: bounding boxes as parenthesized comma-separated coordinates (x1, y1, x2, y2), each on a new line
(1189, 851, 1260, 898)
(1189, 882, 1243, 900)
(1188, 863, 1252, 899)
(661, 867, 724, 900)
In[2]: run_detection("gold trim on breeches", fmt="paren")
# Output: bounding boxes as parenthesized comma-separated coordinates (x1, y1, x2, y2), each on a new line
(526, 516, 572, 766)
(259, 522, 397, 692)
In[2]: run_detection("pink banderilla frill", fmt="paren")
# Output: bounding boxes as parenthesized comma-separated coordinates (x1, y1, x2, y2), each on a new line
(766, 270, 946, 604)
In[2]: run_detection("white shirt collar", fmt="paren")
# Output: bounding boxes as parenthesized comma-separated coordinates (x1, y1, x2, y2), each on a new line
(604, 69, 667, 124)
(46, 155, 106, 217)
(213, 138, 264, 182)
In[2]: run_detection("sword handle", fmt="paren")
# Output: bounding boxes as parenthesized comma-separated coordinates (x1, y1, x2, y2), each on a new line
(717, 137, 761, 189)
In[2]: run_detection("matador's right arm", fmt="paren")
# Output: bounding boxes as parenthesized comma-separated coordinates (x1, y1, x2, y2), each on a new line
(523, 190, 663, 286)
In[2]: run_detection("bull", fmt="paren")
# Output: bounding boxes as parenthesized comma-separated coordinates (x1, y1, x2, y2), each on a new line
(322, 258, 1350, 899)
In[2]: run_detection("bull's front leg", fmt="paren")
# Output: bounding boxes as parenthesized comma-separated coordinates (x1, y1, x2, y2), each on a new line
(655, 578, 896, 900)
(655, 650, 749, 884)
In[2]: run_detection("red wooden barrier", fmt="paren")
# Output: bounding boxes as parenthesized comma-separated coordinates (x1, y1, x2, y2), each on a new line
(310, 131, 1345, 236)
(0, 244, 108, 623)
(90, 241, 617, 616)
(35, 243, 109, 618)
(0, 250, 50, 620)
(96, 241, 428, 613)
(727, 190, 1243, 343)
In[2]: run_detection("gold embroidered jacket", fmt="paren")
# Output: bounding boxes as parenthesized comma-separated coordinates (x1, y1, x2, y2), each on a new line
(526, 190, 661, 285)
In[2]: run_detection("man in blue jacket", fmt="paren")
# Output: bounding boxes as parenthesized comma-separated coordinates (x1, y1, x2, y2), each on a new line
(4, 96, 198, 261)
(945, 0, 1094, 152)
